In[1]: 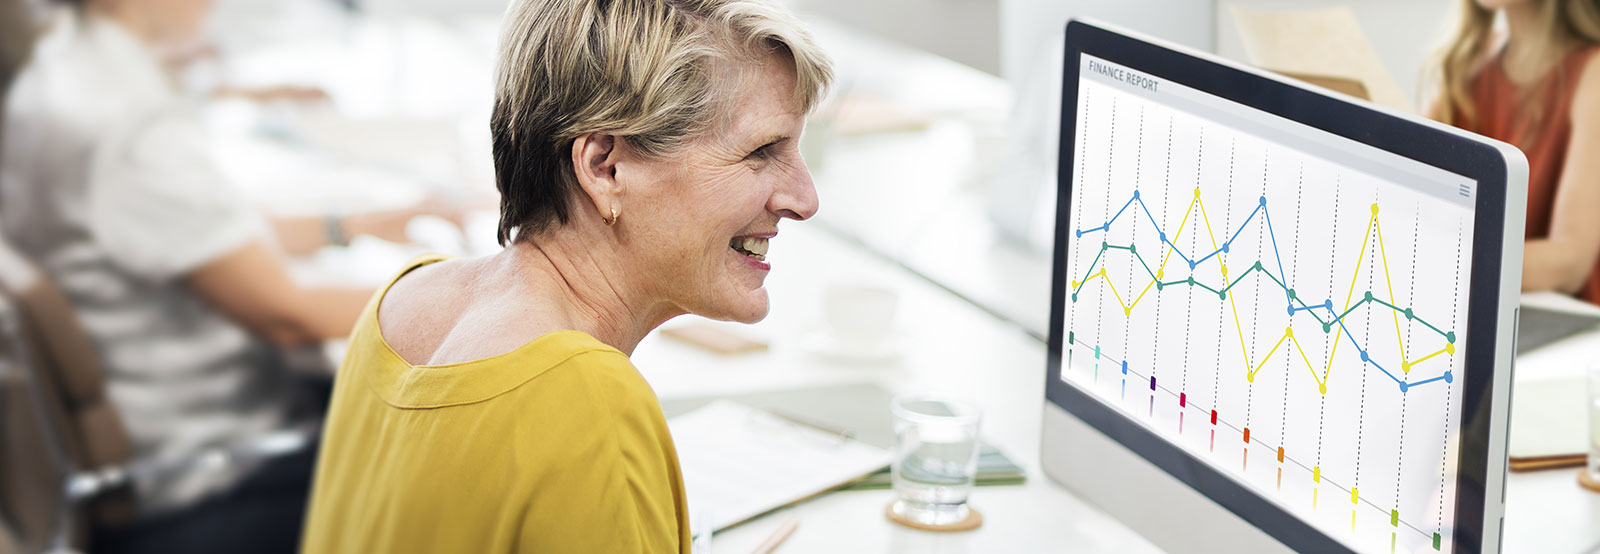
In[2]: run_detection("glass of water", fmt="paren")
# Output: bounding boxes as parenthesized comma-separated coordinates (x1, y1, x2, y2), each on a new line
(890, 394, 983, 526)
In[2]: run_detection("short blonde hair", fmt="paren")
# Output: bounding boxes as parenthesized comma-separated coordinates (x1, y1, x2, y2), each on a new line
(490, 0, 834, 244)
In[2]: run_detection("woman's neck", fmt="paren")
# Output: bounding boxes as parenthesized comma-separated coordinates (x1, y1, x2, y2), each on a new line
(1502, 2, 1569, 85)
(492, 235, 678, 357)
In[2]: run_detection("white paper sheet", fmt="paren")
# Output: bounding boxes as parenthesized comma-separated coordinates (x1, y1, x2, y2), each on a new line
(668, 400, 892, 530)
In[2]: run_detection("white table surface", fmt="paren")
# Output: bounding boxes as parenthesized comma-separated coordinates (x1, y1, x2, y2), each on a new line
(1500, 294, 1600, 554)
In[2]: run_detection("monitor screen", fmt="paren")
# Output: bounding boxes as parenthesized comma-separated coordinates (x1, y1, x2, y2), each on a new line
(1058, 52, 1480, 553)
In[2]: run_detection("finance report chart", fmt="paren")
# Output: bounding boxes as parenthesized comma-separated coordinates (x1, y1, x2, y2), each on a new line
(1062, 55, 1475, 554)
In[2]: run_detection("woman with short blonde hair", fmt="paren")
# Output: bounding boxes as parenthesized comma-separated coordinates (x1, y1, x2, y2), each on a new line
(300, 0, 832, 552)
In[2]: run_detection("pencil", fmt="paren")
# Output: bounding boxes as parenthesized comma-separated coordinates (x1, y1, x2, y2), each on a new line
(749, 517, 799, 554)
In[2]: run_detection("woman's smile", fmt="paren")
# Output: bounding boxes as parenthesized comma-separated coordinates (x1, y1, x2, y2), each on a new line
(730, 234, 773, 269)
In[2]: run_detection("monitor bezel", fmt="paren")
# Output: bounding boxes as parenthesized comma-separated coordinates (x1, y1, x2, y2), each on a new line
(1045, 19, 1512, 554)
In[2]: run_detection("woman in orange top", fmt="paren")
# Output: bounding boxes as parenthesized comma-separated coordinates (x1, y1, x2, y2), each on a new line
(1430, 0, 1600, 299)
(300, 0, 833, 552)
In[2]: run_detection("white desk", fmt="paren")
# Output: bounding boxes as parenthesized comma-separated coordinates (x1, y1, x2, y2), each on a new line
(1500, 294, 1600, 553)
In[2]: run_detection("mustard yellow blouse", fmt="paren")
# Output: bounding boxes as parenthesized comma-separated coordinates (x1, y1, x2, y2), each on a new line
(300, 256, 691, 554)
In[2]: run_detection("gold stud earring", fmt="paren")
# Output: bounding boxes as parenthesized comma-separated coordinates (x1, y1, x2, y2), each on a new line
(603, 205, 619, 226)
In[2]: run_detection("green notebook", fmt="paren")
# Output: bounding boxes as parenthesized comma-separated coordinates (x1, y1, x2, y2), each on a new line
(842, 442, 1026, 490)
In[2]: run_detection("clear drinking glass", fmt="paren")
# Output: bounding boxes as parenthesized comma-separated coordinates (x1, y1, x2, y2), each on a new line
(890, 394, 983, 526)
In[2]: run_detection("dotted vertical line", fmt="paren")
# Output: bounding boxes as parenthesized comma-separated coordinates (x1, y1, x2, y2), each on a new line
(1317, 173, 1341, 469)
(1279, 163, 1303, 445)
(1096, 97, 1118, 360)
(1437, 218, 1463, 535)
(1248, 150, 1267, 430)
(1395, 203, 1418, 517)
(1125, 106, 1144, 367)
(1153, 115, 1174, 388)
(1181, 127, 1206, 393)
(1069, 89, 1092, 360)
(1353, 195, 1374, 499)
(1214, 137, 1235, 411)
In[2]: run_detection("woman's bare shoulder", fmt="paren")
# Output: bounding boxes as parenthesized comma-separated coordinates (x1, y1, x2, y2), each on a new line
(375, 258, 480, 363)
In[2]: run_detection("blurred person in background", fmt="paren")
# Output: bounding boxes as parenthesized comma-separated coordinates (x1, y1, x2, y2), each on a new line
(298, 0, 831, 551)
(0, 0, 37, 153)
(1430, 0, 1600, 300)
(0, 0, 450, 552)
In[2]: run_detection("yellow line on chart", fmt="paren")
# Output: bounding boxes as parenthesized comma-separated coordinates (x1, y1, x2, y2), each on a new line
(1124, 193, 1205, 313)
(1158, 194, 1196, 278)
(1102, 269, 1131, 314)
(1250, 329, 1292, 381)
(1132, 278, 1157, 308)
(1246, 326, 1326, 392)
(1408, 344, 1454, 368)
(1373, 217, 1411, 372)
(1127, 190, 1202, 314)
(1196, 196, 1254, 372)
(1324, 209, 1378, 382)
(1074, 194, 1460, 396)
(1291, 334, 1325, 394)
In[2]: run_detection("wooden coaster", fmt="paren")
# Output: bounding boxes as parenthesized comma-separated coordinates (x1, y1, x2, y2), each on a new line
(1580, 469, 1600, 493)
(884, 503, 983, 532)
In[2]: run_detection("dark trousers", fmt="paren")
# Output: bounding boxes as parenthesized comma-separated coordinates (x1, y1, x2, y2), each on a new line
(91, 374, 331, 554)
(90, 439, 320, 554)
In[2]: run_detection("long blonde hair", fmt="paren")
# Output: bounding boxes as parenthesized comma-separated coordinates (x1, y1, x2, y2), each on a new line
(1430, 0, 1600, 129)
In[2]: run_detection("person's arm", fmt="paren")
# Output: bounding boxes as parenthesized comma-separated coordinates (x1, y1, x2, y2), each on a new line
(1521, 53, 1600, 293)
(185, 240, 374, 346)
(270, 210, 417, 257)
(271, 206, 472, 257)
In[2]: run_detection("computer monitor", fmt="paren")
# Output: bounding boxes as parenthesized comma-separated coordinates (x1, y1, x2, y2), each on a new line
(1040, 20, 1526, 554)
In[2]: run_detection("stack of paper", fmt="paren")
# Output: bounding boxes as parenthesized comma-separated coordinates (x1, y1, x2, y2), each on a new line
(668, 400, 892, 530)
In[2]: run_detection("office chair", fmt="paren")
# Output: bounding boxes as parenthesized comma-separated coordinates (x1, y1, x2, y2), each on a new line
(0, 235, 137, 553)
(0, 235, 317, 554)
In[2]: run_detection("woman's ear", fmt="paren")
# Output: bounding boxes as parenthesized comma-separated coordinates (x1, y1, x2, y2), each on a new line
(571, 132, 622, 223)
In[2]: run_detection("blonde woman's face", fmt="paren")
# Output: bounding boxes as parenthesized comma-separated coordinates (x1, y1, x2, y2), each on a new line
(617, 53, 818, 324)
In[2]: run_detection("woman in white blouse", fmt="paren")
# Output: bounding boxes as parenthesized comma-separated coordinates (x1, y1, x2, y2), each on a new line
(1, 0, 443, 552)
